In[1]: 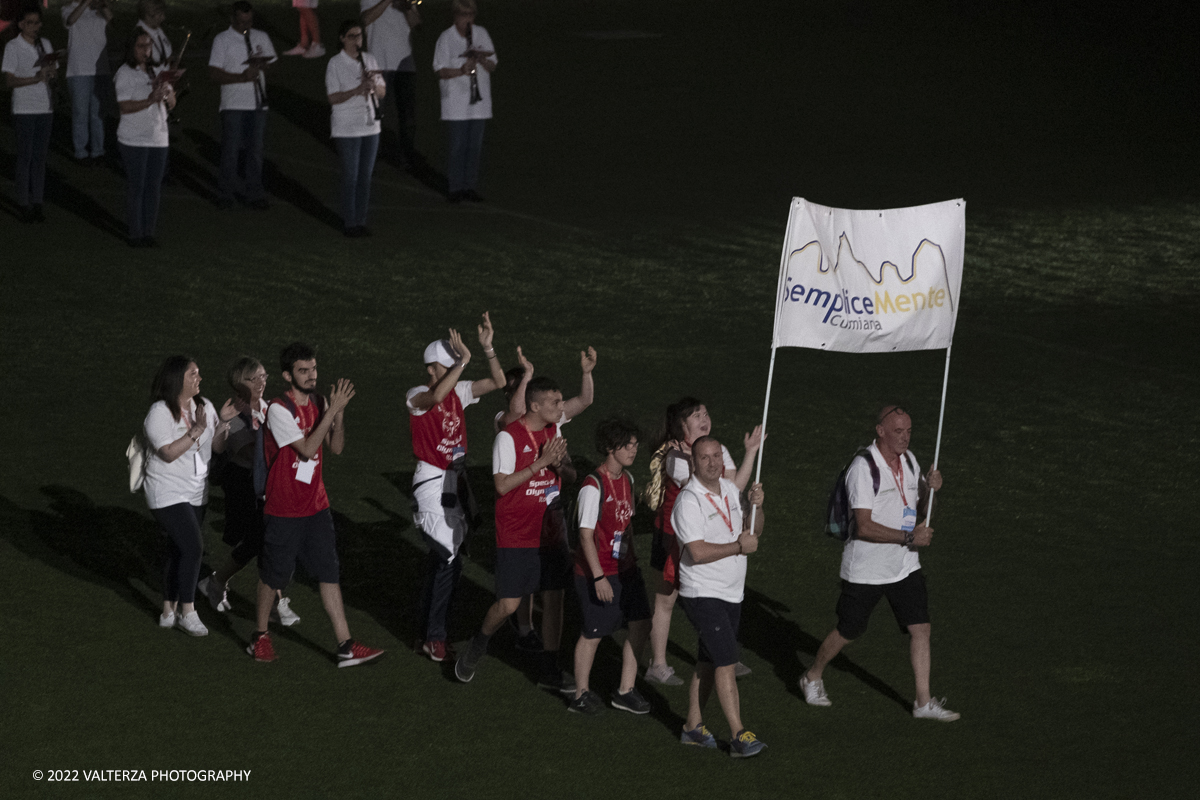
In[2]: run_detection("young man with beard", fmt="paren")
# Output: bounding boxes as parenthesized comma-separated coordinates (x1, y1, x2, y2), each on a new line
(408, 313, 507, 662)
(247, 342, 383, 667)
(455, 376, 575, 691)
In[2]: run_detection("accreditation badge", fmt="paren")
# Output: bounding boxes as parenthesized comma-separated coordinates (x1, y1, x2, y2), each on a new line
(901, 507, 917, 533)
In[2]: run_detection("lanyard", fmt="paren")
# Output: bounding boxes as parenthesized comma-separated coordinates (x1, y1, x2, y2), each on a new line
(704, 492, 733, 532)
(888, 457, 909, 508)
(602, 470, 629, 513)
(520, 421, 549, 474)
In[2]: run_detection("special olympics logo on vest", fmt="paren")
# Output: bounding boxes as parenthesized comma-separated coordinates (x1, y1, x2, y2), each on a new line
(440, 411, 462, 440)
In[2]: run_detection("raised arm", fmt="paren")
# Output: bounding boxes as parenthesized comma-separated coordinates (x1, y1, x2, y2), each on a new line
(470, 311, 507, 396)
(361, 0, 391, 27)
(562, 346, 595, 421)
(410, 329, 471, 411)
(498, 345, 533, 429)
(731, 425, 763, 491)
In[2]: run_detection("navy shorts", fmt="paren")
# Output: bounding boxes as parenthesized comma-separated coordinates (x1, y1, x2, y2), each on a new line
(495, 547, 541, 599)
(574, 569, 652, 639)
(539, 545, 572, 592)
(835, 569, 930, 640)
(259, 509, 340, 590)
(678, 595, 741, 668)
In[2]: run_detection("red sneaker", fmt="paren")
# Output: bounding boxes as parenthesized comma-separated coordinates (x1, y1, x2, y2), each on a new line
(422, 640, 448, 662)
(337, 640, 385, 668)
(247, 632, 276, 663)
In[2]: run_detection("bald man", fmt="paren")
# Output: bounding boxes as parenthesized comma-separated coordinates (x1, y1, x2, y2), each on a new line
(801, 406, 959, 722)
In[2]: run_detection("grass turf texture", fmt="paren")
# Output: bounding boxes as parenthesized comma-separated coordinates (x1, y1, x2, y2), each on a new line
(2, 0, 1198, 797)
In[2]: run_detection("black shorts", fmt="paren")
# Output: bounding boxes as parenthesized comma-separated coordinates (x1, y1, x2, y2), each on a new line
(259, 509, 340, 590)
(539, 545, 572, 592)
(574, 569, 652, 639)
(835, 569, 930, 640)
(678, 595, 741, 668)
(494, 547, 541, 599)
(650, 529, 669, 572)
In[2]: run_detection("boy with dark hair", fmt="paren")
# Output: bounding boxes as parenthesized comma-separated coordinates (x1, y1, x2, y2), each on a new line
(569, 418, 652, 715)
(455, 376, 576, 690)
(247, 342, 383, 667)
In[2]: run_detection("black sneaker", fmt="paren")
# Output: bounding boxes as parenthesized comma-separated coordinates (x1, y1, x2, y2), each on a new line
(568, 690, 605, 715)
(537, 669, 577, 696)
(455, 635, 488, 683)
(514, 629, 544, 652)
(611, 687, 651, 715)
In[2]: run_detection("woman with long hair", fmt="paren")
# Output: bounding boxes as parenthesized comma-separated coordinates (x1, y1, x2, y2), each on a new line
(196, 357, 300, 626)
(143, 356, 235, 635)
(114, 28, 175, 246)
(643, 397, 761, 685)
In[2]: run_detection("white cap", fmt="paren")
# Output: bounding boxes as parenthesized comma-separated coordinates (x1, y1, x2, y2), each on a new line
(423, 339, 457, 367)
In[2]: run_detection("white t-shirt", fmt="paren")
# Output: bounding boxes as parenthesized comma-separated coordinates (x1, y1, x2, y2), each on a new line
(136, 21, 172, 66)
(208, 27, 276, 111)
(114, 64, 169, 147)
(839, 442, 923, 585)
(225, 399, 266, 470)
(326, 50, 384, 138)
(492, 423, 563, 474)
(666, 444, 736, 487)
(362, 0, 414, 72)
(63, 3, 110, 77)
(2, 37, 54, 115)
(432, 24, 495, 121)
(673, 476, 746, 603)
(143, 398, 217, 509)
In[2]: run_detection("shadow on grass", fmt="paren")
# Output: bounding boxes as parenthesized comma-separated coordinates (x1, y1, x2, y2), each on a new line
(741, 585, 911, 713)
(182, 124, 342, 230)
(0, 486, 162, 621)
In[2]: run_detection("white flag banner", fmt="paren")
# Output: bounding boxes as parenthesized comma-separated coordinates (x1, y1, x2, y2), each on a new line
(772, 198, 965, 353)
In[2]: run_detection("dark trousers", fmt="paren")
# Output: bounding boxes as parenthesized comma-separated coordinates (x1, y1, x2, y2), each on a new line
(120, 144, 169, 239)
(219, 109, 267, 202)
(418, 534, 463, 642)
(13, 113, 52, 207)
(335, 133, 379, 229)
(151, 503, 206, 604)
(446, 119, 485, 193)
(383, 70, 417, 164)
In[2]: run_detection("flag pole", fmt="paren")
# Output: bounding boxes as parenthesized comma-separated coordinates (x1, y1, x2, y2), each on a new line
(748, 199, 800, 535)
(924, 344, 952, 526)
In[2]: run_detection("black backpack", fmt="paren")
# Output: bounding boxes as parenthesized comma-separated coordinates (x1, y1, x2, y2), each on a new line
(825, 449, 915, 541)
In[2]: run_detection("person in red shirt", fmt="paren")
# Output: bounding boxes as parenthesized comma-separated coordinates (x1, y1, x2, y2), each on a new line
(407, 313, 507, 662)
(247, 342, 384, 668)
(455, 376, 575, 690)
(568, 417, 652, 715)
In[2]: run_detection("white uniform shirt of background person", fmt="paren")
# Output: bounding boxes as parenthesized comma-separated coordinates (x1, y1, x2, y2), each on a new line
(208, 26, 277, 111)
(432, 23, 495, 120)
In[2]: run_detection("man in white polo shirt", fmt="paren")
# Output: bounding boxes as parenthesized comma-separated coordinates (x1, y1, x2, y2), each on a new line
(673, 436, 766, 758)
(208, 1, 276, 210)
(361, 0, 421, 168)
(800, 406, 958, 721)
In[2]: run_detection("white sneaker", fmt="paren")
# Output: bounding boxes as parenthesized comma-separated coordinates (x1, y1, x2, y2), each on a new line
(800, 674, 832, 707)
(197, 574, 231, 613)
(644, 662, 684, 686)
(282, 44, 308, 56)
(303, 43, 326, 59)
(175, 610, 209, 637)
(271, 596, 301, 627)
(913, 697, 960, 722)
(159, 611, 176, 628)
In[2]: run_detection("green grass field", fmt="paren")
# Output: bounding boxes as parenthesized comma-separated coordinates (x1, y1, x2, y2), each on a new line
(3, 1, 1198, 797)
